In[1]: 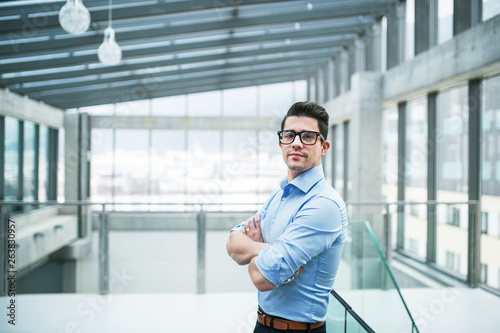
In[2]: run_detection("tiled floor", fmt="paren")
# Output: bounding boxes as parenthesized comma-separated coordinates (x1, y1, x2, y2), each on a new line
(0, 287, 499, 333)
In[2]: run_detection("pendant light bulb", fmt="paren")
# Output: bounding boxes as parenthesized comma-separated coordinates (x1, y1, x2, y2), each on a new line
(98, 27, 122, 66)
(58, 0, 91, 35)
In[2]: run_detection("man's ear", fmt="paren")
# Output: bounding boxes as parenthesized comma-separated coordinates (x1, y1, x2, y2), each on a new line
(321, 140, 330, 155)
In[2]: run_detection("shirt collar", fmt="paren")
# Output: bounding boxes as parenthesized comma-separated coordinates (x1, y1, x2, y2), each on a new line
(279, 165, 325, 193)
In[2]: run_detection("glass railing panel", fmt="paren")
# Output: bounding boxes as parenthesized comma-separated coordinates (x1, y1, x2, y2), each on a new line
(334, 220, 418, 333)
(326, 290, 374, 333)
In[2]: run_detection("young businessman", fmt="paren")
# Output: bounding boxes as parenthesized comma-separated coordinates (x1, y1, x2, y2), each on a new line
(227, 102, 348, 333)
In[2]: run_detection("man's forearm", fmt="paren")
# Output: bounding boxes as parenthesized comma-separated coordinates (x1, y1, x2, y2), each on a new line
(226, 231, 270, 265)
(248, 257, 276, 291)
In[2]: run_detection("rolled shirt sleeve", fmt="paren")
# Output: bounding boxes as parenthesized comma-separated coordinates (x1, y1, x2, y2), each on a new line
(255, 196, 343, 287)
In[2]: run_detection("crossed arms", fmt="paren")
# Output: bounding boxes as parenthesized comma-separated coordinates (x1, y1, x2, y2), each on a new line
(226, 215, 276, 291)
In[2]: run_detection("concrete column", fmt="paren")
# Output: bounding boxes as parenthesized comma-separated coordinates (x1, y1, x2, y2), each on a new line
(365, 21, 381, 72)
(386, 0, 406, 69)
(324, 72, 384, 221)
(339, 46, 349, 94)
(354, 35, 366, 74)
(453, 0, 482, 35)
(308, 75, 315, 102)
(415, 0, 438, 55)
(327, 58, 335, 100)
(324, 72, 385, 289)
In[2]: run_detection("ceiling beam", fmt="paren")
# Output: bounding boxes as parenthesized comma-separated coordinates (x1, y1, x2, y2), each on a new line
(0, 22, 365, 73)
(28, 66, 319, 108)
(0, 0, 292, 32)
(0, 2, 388, 56)
(2, 39, 349, 86)
(16, 53, 333, 94)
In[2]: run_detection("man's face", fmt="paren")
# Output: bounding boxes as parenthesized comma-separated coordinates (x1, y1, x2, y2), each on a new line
(279, 116, 330, 181)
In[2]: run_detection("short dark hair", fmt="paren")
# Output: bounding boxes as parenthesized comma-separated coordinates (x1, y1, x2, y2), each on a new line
(280, 102, 329, 140)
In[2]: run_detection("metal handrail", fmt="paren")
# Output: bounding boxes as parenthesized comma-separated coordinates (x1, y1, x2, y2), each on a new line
(330, 289, 376, 333)
(0, 199, 483, 296)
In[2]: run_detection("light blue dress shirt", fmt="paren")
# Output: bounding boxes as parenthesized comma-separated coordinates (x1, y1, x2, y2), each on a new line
(231, 165, 348, 322)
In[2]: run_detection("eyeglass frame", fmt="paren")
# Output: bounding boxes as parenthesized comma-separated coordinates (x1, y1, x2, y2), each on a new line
(277, 130, 326, 146)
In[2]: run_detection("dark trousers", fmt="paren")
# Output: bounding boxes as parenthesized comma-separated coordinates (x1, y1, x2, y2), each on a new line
(253, 320, 327, 333)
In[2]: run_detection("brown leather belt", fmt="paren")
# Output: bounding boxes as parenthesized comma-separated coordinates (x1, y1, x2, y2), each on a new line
(257, 309, 325, 331)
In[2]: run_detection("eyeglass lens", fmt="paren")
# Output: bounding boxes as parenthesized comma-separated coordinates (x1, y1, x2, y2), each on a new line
(280, 131, 318, 145)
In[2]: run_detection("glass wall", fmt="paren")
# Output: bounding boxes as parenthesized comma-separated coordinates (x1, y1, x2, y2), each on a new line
(38, 125, 48, 202)
(333, 123, 344, 197)
(89, 81, 305, 206)
(2, 118, 56, 211)
(405, 98, 428, 259)
(481, 74, 500, 290)
(23, 121, 36, 202)
(438, 0, 453, 44)
(483, 0, 500, 21)
(405, 0, 415, 61)
(4, 117, 19, 204)
(114, 130, 150, 204)
(436, 85, 469, 277)
(382, 106, 398, 203)
(90, 129, 114, 202)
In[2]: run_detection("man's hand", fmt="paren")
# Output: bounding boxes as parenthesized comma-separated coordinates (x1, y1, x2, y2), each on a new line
(242, 214, 263, 242)
(226, 214, 269, 265)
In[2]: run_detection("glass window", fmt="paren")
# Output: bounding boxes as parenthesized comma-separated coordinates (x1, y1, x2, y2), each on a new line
(223, 87, 257, 117)
(437, 86, 469, 196)
(150, 130, 186, 203)
(152, 95, 186, 116)
(221, 131, 258, 203)
(436, 85, 469, 278)
(23, 121, 36, 202)
(5, 117, 19, 202)
(483, 0, 500, 21)
(58, 128, 65, 201)
(259, 82, 294, 117)
(186, 130, 221, 203)
(188, 91, 221, 117)
(38, 125, 48, 202)
(333, 124, 344, 197)
(438, 0, 453, 44)
(258, 130, 286, 203)
(406, 0, 415, 60)
(114, 130, 150, 204)
(382, 106, 399, 202)
(323, 126, 333, 185)
(90, 129, 114, 202)
(115, 99, 150, 116)
(79, 104, 114, 115)
(481, 74, 500, 292)
(293, 80, 308, 101)
(405, 98, 427, 259)
(406, 98, 428, 190)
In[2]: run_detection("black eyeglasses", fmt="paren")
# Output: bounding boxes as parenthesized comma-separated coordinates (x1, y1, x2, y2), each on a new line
(277, 130, 325, 145)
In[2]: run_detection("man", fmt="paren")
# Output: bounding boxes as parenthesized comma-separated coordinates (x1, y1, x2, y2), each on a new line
(226, 101, 348, 333)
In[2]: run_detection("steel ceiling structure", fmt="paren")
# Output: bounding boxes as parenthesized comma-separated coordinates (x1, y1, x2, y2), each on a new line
(0, 0, 393, 110)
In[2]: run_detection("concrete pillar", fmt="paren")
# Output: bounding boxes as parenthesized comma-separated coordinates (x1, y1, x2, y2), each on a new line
(354, 35, 366, 74)
(453, 0, 482, 35)
(415, 0, 438, 55)
(327, 58, 335, 100)
(365, 21, 381, 72)
(63, 112, 90, 231)
(386, 0, 405, 69)
(325, 72, 385, 289)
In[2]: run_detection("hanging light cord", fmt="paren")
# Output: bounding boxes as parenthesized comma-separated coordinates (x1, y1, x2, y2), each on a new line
(108, 0, 113, 28)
